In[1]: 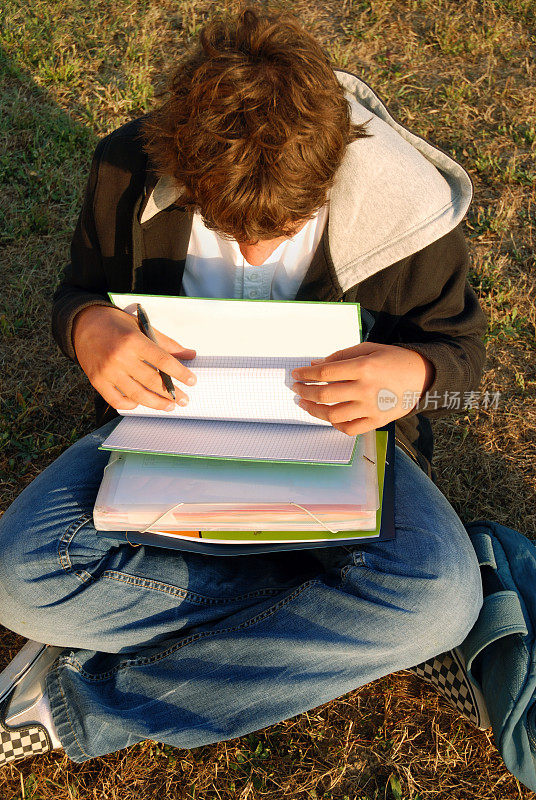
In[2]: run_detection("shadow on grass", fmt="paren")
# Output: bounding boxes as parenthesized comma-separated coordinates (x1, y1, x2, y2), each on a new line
(0, 48, 98, 246)
(1, 45, 104, 506)
(0, 37, 102, 657)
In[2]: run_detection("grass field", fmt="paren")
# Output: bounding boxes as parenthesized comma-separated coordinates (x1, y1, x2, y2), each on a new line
(1, 0, 535, 797)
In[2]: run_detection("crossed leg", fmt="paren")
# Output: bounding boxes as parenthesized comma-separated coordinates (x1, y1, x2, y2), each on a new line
(0, 421, 483, 762)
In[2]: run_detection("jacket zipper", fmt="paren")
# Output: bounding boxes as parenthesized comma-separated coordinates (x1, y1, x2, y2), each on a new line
(394, 434, 421, 467)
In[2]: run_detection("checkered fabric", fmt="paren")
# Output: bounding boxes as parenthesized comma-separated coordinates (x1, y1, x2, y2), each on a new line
(406, 648, 487, 729)
(0, 695, 51, 767)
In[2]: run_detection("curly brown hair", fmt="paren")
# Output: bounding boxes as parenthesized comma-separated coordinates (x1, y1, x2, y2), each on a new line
(140, 6, 372, 242)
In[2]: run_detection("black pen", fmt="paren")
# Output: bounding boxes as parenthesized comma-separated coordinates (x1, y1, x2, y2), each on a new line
(136, 303, 176, 401)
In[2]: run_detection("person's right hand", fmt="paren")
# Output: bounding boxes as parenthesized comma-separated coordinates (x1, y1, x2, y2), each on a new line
(71, 305, 197, 412)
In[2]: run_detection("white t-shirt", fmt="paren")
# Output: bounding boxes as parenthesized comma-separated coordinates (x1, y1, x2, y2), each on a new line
(182, 204, 329, 300)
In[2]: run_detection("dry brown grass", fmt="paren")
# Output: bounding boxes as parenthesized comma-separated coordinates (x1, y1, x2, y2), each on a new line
(1, 0, 535, 797)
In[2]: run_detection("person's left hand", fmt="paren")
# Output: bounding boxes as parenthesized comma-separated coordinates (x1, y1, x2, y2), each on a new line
(291, 342, 435, 435)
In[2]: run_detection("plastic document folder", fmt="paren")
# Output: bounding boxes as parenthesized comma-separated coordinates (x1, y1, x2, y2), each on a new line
(94, 430, 380, 533)
(95, 427, 395, 556)
(101, 295, 362, 465)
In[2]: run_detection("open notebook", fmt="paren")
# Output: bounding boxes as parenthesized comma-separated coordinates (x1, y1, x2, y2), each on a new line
(100, 295, 362, 465)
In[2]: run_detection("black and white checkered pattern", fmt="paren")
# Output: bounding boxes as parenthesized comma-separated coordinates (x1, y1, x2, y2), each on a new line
(406, 647, 490, 730)
(0, 694, 51, 766)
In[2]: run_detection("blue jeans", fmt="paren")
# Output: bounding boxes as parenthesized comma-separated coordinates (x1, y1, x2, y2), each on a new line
(0, 420, 483, 763)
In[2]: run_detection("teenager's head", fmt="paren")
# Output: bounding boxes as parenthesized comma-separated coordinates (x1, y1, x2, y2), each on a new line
(140, 6, 371, 243)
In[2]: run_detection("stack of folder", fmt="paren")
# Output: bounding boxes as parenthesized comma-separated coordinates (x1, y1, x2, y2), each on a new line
(93, 296, 394, 556)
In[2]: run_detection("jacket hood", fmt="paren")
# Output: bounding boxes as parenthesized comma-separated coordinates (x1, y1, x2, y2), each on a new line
(141, 69, 473, 292)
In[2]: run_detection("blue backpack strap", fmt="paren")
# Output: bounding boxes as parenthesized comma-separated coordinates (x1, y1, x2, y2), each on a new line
(462, 591, 528, 681)
(461, 525, 528, 682)
(463, 521, 536, 793)
(470, 530, 497, 569)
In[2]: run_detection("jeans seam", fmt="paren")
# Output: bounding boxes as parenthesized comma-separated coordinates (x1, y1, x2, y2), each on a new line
(49, 666, 91, 760)
(57, 513, 95, 583)
(55, 579, 320, 681)
(101, 570, 283, 605)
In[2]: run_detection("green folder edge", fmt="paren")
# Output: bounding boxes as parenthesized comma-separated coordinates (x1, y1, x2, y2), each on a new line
(192, 430, 387, 542)
(101, 293, 362, 466)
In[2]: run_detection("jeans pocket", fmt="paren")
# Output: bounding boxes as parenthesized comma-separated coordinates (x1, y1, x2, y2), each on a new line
(58, 513, 115, 584)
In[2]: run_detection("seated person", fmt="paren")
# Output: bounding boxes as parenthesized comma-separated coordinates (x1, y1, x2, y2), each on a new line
(0, 6, 485, 767)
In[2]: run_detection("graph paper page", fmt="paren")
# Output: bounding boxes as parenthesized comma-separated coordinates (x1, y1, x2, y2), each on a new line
(122, 356, 332, 426)
(101, 416, 357, 464)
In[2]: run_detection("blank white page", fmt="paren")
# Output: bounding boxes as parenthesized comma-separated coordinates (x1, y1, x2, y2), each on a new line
(109, 295, 360, 357)
(101, 416, 357, 464)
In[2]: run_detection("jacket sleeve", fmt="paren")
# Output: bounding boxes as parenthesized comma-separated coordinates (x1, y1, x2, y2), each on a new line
(51, 134, 117, 363)
(394, 224, 487, 418)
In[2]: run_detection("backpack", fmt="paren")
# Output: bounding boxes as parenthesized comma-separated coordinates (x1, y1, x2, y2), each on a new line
(455, 520, 536, 793)
(411, 520, 536, 792)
